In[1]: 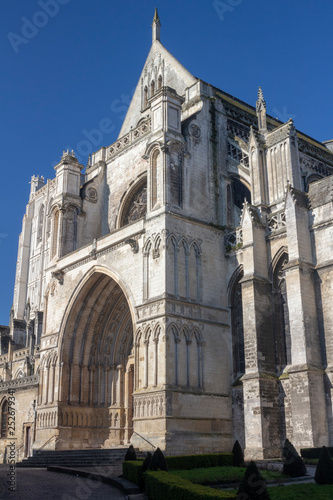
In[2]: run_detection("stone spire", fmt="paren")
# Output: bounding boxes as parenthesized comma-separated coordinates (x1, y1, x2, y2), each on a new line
(152, 7, 161, 43)
(256, 86, 267, 133)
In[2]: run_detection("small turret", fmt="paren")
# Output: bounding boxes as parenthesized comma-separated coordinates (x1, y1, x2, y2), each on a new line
(152, 7, 161, 43)
(256, 86, 267, 133)
(29, 175, 45, 201)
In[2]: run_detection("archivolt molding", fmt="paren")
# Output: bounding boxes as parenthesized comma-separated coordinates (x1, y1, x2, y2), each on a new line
(227, 265, 244, 308)
(117, 173, 147, 229)
(144, 140, 163, 158)
(58, 265, 137, 354)
(269, 246, 289, 282)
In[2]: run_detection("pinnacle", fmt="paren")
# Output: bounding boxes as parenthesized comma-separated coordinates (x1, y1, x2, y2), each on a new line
(258, 86, 265, 103)
(256, 86, 266, 115)
(153, 7, 160, 24)
(152, 7, 161, 43)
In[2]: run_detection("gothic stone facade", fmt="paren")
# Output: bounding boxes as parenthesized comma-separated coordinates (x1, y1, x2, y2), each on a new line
(1, 13, 333, 460)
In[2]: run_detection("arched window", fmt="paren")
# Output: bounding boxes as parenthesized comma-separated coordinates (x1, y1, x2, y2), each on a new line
(119, 178, 147, 228)
(226, 183, 233, 227)
(151, 150, 161, 209)
(64, 206, 77, 255)
(306, 174, 323, 192)
(151, 80, 155, 97)
(37, 204, 44, 242)
(232, 178, 251, 210)
(143, 87, 148, 108)
(1, 401, 8, 438)
(272, 253, 290, 373)
(51, 209, 59, 259)
(169, 148, 182, 207)
(231, 270, 245, 378)
(158, 75, 162, 90)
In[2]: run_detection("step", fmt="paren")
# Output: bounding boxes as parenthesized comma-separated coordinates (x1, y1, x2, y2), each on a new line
(17, 447, 145, 467)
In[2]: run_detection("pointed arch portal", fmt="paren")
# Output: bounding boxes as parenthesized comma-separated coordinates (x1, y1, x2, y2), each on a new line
(58, 271, 135, 448)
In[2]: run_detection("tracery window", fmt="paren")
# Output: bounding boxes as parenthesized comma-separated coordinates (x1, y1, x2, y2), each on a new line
(231, 272, 245, 378)
(273, 254, 290, 373)
(120, 179, 147, 227)
(1, 401, 8, 438)
(227, 142, 249, 168)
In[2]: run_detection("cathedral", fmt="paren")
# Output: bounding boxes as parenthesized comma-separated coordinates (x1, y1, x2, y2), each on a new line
(1, 10, 333, 461)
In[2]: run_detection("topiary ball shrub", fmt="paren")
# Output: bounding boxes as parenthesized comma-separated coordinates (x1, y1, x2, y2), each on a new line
(282, 439, 307, 477)
(142, 451, 152, 473)
(315, 446, 333, 485)
(124, 444, 137, 462)
(237, 460, 271, 500)
(232, 440, 245, 467)
(148, 447, 168, 471)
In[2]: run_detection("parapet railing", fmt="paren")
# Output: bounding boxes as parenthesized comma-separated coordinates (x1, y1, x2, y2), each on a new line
(35, 434, 59, 454)
(132, 431, 156, 450)
(15, 444, 24, 461)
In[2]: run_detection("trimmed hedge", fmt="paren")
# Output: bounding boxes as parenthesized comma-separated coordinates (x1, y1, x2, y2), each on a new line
(123, 453, 234, 487)
(282, 439, 306, 477)
(124, 444, 137, 461)
(122, 460, 143, 486)
(145, 471, 236, 500)
(301, 447, 333, 460)
(315, 447, 333, 484)
(165, 453, 233, 470)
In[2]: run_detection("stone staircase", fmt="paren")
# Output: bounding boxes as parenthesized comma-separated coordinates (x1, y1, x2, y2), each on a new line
(17, 448, 144, 468)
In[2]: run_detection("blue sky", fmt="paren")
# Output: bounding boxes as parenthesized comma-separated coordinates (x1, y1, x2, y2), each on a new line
(0, 0, 332, 324)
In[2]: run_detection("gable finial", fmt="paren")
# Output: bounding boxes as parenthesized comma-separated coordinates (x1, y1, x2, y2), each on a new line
(256, 86, 267, 133)
(152, 7, 161, 43)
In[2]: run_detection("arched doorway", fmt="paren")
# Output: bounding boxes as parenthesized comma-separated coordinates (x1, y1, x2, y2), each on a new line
(58, 271, 135, 449)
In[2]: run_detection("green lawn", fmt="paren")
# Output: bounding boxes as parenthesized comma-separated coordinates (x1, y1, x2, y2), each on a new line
(303, 458, 318, 465)
(268, 483, 333, 499)
(170, 466, 287, 485)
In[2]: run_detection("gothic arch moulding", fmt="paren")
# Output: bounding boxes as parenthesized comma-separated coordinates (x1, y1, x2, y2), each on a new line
(229, 175, 251, 210)
(270, 247, 290, 372)
(58, 265, 137, 354)
(117, 174, 147, 229)
(228, 265, 245, 379)
(269, 246, 288, 282)
(305, 173, 324, 191)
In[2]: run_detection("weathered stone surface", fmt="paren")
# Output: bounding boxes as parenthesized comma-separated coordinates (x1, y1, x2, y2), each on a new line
(0, 11, 333, 461)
